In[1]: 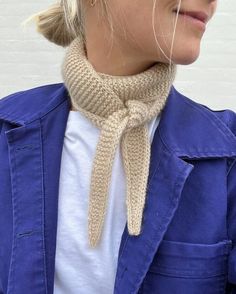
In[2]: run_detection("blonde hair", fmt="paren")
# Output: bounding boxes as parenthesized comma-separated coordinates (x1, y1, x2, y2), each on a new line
(23, 0, 181, 67)
(22, 0, 112, 47)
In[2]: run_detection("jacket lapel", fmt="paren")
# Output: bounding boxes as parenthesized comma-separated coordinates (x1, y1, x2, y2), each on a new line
(5, 121, 48, 294)
(40, 98, 70, 294)
(114, 128, 194, 293)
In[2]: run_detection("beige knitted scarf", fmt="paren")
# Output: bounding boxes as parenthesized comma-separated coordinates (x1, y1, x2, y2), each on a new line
(61, 35, 177, 248)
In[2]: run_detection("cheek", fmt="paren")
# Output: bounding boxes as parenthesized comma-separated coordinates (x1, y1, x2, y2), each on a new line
(213, 1, 218, 11)
(115, 7, 154, 46)
(212, 2, 218, 17)
(112, 0, 176, 44)
(154, 12, 204, 64)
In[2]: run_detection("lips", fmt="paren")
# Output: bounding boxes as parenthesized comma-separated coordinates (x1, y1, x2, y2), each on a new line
(173, 9, 209, 24)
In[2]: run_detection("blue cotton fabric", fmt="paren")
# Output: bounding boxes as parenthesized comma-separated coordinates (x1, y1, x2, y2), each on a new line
(0, 83, 236, 293)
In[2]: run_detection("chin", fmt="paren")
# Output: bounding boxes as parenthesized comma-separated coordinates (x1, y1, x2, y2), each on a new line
(172, 46, 201, 65)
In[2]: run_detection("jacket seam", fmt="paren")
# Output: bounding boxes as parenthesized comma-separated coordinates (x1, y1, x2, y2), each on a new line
(39, 119, 48, 294)
(226, 158, 236, 244)
(227, 158, 236, 177)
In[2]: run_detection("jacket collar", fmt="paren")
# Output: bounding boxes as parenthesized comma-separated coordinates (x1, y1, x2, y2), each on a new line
(1, 83, 236, 159)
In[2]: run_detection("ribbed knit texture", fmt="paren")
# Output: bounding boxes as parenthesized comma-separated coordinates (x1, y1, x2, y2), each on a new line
(61, 35, 177, 248)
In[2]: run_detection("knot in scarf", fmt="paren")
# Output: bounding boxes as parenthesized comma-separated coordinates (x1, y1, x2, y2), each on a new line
(104, 100, 149, 135)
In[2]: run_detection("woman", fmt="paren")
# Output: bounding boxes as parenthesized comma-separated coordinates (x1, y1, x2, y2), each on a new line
(1, 0, 236, 293)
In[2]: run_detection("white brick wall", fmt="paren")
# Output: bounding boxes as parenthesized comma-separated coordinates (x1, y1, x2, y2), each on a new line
(0, 1, 65, 97)
(0, 1, 235, 111)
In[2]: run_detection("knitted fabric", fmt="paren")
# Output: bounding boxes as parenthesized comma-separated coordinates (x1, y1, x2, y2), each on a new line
(61, 35, 177, 247)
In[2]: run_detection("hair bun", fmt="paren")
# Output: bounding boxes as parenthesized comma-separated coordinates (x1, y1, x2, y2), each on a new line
(35, 3, 77, 47)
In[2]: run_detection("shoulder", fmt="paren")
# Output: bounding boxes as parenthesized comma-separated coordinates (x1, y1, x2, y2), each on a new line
(0, 83, 69, 125)
(198, 102, 236, 138)
(0, 83, 64, 103)
(172, 86, 236, 138)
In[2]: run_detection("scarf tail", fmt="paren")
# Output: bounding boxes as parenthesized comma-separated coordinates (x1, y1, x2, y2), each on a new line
(88, 112, 128, 247)
(121, 126, 151, 236)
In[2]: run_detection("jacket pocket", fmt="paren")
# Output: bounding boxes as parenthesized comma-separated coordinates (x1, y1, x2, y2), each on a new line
(140, 239, 232, 294)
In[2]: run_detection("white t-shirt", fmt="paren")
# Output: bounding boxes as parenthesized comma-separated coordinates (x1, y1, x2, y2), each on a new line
(53, 110, 161, 294)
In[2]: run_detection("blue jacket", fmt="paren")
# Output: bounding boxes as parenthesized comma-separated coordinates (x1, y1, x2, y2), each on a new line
(1, 83, 236, 294)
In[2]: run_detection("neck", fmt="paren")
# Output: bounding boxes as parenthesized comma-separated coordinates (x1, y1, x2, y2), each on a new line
(62, 35, 177, 117)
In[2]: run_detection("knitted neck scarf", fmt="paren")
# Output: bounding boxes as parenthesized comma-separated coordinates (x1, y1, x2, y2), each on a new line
(62, 35, 177, 248)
